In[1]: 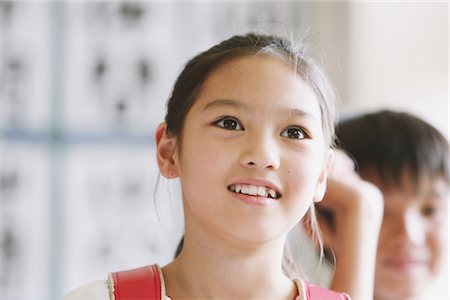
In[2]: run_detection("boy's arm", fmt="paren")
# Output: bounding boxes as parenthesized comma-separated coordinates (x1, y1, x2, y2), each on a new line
(317, 151, 384, 299)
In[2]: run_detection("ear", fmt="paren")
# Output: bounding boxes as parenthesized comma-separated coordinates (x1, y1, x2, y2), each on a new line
(313, 149, 334, 203)
(155, 122, 179, 179)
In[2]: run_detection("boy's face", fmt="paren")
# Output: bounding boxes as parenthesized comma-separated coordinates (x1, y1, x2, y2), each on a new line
(363, 169, 449, 300)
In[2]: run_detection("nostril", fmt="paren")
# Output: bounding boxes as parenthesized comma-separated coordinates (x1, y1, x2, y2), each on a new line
(240, 150, 280, 170)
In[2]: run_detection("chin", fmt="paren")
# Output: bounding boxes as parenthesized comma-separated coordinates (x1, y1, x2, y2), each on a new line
(375, 281, 427, 300)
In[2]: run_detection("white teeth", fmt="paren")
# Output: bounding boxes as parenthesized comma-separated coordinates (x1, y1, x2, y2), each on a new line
(241, 185, 248, 194)
(229, 184, 278, 199)
(268, 189, 276, 198)
(257, 186, 267, 197)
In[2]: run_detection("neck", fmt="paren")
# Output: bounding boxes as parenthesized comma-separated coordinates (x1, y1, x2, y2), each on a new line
(374, 291, 418, 300)
(162, 231, 296, 299)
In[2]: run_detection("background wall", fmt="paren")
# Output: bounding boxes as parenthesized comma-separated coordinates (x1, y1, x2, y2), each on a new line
(298, 1, 448, 136)
(0, 2, 447, 299)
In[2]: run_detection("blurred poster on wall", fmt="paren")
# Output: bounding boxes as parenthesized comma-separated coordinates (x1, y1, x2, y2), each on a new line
(0, 143, 51, 299)
(0, 2, 51, 132)
(62, 145, 182, 292)
(63, 2, 176, 135)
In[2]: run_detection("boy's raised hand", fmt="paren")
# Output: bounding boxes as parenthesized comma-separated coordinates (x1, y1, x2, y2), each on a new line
(316, 150, 384, 299)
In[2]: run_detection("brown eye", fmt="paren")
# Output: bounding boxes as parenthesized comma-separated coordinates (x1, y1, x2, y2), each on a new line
(216, 117, 243, 130)
(281, 127, 306, 140)
(422, 205, 437, 217)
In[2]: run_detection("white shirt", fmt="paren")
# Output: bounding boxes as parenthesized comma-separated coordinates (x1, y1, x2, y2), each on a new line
(63, 280, 110, 300)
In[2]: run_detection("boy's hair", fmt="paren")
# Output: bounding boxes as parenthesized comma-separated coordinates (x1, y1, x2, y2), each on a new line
(336, 110, 449, 189)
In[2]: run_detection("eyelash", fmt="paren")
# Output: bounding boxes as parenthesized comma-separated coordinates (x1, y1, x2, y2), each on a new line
(280, 127, 308, 140)
(215, 116, 244, 130)
(214, 117, 308, 140)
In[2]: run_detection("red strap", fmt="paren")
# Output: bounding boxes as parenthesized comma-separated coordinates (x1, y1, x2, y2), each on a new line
(304, 281, 349, 300)
(109, 265, 347, 300)
(110, 264, 162, 300)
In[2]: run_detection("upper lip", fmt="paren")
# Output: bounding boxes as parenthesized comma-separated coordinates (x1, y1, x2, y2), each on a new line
(227, 177, 282, 197)
(383, 256, 427, 264)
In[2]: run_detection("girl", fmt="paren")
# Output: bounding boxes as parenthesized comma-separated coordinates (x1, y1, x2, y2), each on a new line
(65, 32, 349, 300)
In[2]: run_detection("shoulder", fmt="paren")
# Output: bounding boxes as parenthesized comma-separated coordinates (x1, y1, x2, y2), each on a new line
(294, 279, 351, 300)
(63, 280, 110, 300)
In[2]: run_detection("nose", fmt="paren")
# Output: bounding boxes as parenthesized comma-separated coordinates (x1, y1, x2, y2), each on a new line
(239, 131, 280, 170)
(392, 209, 426, 247)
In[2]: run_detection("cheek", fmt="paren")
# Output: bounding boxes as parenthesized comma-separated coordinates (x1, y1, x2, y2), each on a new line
(284, 150, 323, 184)
(375, 219, 393, 253)
(178, 136, 234, 194)
(428, 225, 448, 271)
(283, 153, 324, 206)
(178, 128, 227, 168)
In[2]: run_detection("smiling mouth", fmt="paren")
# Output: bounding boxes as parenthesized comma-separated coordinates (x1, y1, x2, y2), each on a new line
(383, 257, 427, 273)
(228, 184, 281, 199)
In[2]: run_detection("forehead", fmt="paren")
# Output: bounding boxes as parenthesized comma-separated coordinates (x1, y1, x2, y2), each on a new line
(193, 54, 322, 118)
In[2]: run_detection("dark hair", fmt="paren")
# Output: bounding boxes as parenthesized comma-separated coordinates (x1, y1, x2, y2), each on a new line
(337, 110, 449, 189)
(164, 32, 337, 147)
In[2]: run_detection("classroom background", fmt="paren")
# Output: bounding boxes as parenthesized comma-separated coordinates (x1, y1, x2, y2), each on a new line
(0, 2, 447, 299)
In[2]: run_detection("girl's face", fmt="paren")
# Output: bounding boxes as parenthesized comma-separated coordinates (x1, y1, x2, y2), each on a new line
(172, 55, 331, 246)
(367, 170, 449, 300)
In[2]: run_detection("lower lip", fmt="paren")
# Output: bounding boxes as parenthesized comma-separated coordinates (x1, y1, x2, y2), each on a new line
(231, 191, 277, 206)
(383, 259, 425, 273)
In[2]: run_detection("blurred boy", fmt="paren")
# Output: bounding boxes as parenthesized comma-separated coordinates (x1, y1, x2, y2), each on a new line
(320, 110, 449, 300)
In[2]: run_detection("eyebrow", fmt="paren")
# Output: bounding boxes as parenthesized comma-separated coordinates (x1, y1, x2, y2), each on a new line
(429, 186, 449, 199)
(203, 98, 318, 121)
(287, 108, 318, 121)
(203, 99, 246, 111)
